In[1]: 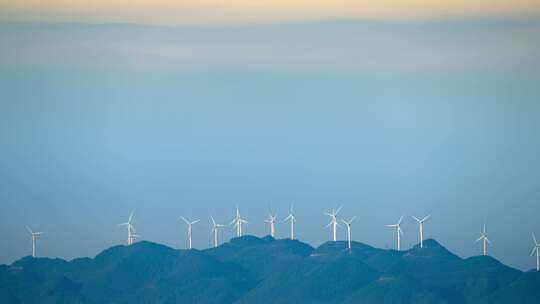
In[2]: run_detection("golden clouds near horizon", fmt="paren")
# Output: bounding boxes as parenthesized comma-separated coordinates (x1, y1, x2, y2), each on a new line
(2, 0, 540, 24)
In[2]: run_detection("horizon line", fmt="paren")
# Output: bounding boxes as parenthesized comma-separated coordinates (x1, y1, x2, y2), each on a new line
(2, 13, 540, 29)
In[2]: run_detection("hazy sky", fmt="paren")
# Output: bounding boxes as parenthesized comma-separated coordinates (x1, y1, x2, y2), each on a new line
(1, 0, 540, 24)
(1, 3, 540, 271)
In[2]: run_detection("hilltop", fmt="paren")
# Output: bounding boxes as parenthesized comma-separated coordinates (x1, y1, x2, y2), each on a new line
(1, 236, 538, 303)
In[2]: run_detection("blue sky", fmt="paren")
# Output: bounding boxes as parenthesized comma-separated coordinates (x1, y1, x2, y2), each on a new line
(0, 17, 539, 270)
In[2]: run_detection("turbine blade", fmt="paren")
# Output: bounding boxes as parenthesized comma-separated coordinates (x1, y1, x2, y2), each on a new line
(128, 211, 134, 223)
(422, 214, 431, 222)
(350, 216, 356, 223)
(533, 233, 538, 245)
(335, 206, 343, 215)
(531, 247, 538, 256)
(180, 216, 190, 225)
(323, 212, 332, 216)
(475, 236, 483, 242)
(412, 216, 420, 223)
(211, 216, 216, 226)
(192, 219, 200, 224)
(325, 221, 333, 228)
(398, 216, 403, 224)
(26, 226, 33, 234)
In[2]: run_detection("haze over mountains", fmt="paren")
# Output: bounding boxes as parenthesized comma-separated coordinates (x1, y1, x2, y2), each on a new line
(1, 236, 539, 303)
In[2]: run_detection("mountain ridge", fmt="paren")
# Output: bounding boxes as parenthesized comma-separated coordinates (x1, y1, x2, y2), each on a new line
(1, 236, 537, 304)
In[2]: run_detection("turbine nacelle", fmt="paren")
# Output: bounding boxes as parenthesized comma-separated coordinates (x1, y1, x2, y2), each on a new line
(412, 214, 430, 224)
(476, 223, 491, 256)
(341, 216, 356, 226)
(386, 216, 404, 251)
(119, 211, 137, 245)
(181, 216, 200, 249)
(230, 206, 247, 237)
(284, 204, 296, 239)
(325, 206, 343, 242)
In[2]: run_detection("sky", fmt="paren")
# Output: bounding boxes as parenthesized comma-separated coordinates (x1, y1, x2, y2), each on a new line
(1, 2, 540, 271)
(1, 0, 540, 24)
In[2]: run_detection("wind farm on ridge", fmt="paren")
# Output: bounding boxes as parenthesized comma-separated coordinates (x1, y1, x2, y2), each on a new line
(25, 205, 540, 272)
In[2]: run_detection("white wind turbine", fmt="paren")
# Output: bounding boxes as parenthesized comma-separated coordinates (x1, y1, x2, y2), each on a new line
(26, 226, 43, 258)
(476, 223, 491, 256)
(284, 205, 296, 240)
(118, 211, 136, 245)
(181, 216, 200, 249)
(341, 217, 356, 250)
(412, 215, 430, 248)
(532, 233, 540, 272)
(210, 216, 226, 248)
(386, 216, 404, 251)
(265, 212, 278, 238)
(230, 206, 248, 237)
(324, 206, 342, 242)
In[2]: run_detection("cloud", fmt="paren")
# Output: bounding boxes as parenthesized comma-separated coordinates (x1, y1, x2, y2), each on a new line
(1, 18, 539, 72)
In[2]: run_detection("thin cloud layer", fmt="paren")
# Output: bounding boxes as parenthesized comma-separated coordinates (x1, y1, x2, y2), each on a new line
(1, 1, 540, 24)
(1, 19, 539, 72)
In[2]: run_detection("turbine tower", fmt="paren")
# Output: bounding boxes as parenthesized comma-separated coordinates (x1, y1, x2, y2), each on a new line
(230, 206, 248, 237)
(284, 205, 296, 240)
(412, 215, 430, 248)
(26, 226, 43, 258)
(341, 217, 356, 250)
(386, 216, 404, 251)
(181, 216, 200, 249)
(210, 216, 226, 248)
(265, 212, 277, 238)
(532, 233, 540, 272)
(324, 206, 342, 241)
(476, 223, 491, 256)
(119, 211, 136, 245)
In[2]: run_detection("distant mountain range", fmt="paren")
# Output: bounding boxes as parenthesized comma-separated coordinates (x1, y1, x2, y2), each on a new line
(1, 236, 539, 303)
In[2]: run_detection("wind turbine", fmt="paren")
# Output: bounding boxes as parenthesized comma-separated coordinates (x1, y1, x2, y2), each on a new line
(26, 226, 43, 258)
(341, 217, 356, 250)
(181, 216, 200, 249)
(265, 212, 278, 238)
(476, 223, 491, 256)
(118, 211, 136, 245)
(386, 216, 404, 251)
(210, 216, 226, 248)
(230, 206, 248, 237)
(284, 205, 296, 240)
(324, 206, 342, 241)
(531, 233, 539, 272)
(412, 215, 430, 248)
